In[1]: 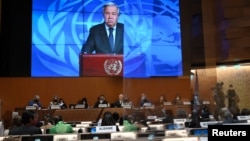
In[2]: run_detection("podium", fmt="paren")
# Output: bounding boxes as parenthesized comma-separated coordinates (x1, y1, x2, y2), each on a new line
(79, 54, 123, 77)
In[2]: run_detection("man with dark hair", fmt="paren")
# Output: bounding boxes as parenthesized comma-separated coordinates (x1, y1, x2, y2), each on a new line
(8, 110, 42, 135)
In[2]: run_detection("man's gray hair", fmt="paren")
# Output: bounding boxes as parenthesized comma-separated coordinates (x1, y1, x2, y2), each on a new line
(103, 2, 120, 15)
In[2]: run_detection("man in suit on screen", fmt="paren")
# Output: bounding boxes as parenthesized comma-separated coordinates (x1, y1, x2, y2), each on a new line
(81, 2, 124, 54)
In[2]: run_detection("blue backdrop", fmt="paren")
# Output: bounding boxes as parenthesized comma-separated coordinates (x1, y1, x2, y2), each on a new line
(32, 0, 182, 78)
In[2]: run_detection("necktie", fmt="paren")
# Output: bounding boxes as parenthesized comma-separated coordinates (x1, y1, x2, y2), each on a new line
(109, 28, 114, 52)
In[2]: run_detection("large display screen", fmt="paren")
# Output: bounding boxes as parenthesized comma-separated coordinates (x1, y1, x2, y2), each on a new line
(32, 0, 182, 78)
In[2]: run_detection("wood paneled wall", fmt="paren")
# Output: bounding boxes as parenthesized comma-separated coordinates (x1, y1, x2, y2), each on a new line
(1, 0, 250, 129)
(0, 77, 191, 128)
(191, 0, 250, 66)
(219, 0, 250, 60)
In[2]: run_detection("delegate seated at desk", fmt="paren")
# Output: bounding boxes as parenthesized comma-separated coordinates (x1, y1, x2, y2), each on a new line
(49, 96, 67, 109)
(112, 93, 125, 108)
(173, 94, 183, 105)
(8, 110, 42, 135)
(77, 97, 89, 109)
(140, 93, 152, 107)
(81, 2, 123, 54)
(159, 95, 167, 107)
(27, 95, 42, 109)
(94, 95, 110, 108)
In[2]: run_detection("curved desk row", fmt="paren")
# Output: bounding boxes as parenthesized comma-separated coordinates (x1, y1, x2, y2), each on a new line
(14, 105, 192, 122)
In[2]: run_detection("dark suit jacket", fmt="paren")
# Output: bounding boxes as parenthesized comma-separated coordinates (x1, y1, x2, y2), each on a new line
(112, 100, 123, 108)
(82, 22, 124, 54)
(8, 125, 42, 135)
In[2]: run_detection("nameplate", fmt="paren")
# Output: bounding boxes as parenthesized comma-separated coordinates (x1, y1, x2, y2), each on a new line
(173, 118, 187, 123)
(76, 123, 90, 128)
(237, 115, 250, 121)
(164, 102, 172, 105)
(148, 124, 165, 130)
(165, 129, 188, 137)
(75, 104, 85, 109)
(53, 134, 78, 141)
(202, 101, 210, 105)
(183, 101, 191, 105)
(143, 102, 152, 107)
(147, 116, 157, 120)
(144, 105, 154, 109)
(98, 104, 108, 108)
(81, 121, 92, 124)
(200, 121, 219, 128)
(96, 126, 117, 133)
(25, 106, 36, 110)
(123, 104, 132, 109)
(50, 105, 61, 109)
(111, 132, 137, 140)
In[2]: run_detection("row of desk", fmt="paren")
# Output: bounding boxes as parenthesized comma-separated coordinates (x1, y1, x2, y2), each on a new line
(1, 132, 207, 141)
(14, 105, 192, 122)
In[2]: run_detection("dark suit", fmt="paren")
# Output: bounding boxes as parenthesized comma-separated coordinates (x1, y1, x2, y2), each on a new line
(112, 100, 123, 108)
(8, 125, 42, 135)
(82, 22, 124, 54)
(140, 99, 151, 107)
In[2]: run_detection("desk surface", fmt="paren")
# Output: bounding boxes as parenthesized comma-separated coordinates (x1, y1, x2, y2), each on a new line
(14, 105, 192, 122)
